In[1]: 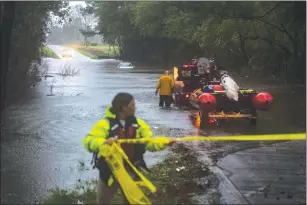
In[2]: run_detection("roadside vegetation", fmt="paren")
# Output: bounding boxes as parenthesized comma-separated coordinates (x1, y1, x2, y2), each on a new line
(84, 1, 305, 83)
(42, 146, 220, 205)
(1, 1, 69, 110)
(64, 43, 119, 59)
(40, 46, 60, 59)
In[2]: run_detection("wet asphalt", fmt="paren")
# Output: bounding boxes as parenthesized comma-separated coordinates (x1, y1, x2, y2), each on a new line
(1, 45, 306, 204)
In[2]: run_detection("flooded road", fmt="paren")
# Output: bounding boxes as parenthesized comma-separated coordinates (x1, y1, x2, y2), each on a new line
(1, 46, 305, 204)
(1, 49, 196, 204)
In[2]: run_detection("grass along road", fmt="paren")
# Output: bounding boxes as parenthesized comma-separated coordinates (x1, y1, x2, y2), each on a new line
(64, 44, 119, 59)
(40, 46, 59, 59)
(41, 146, 220, 205)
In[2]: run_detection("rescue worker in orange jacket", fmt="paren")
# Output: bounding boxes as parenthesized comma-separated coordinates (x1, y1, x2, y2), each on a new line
(155, 71, 174, 108)
(83, 92, 178, 204)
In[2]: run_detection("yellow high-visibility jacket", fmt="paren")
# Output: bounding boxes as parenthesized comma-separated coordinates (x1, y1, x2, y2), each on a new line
(156, 75, 174, 96)
(83, 105, 166, 154)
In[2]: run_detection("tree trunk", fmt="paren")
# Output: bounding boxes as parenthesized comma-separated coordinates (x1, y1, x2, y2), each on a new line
(238, 33, 252, 75)
(0, 2, 15, 111)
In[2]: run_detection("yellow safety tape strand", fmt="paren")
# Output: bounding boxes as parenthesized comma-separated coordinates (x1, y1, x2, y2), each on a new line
(117, 133, 306, 144)
(214, 89, 255, 93)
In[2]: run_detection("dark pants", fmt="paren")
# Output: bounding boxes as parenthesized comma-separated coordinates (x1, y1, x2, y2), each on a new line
(96, 178, 129, 204)
(159, 95, 172, 108)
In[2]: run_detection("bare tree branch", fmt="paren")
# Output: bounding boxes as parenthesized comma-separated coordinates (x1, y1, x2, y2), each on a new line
(246, 24, 292, 55)
(212, 3, 280, 20)
(212, 3, 296, 43)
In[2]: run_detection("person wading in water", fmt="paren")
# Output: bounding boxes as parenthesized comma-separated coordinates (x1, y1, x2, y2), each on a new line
(155, 71, 174, 108)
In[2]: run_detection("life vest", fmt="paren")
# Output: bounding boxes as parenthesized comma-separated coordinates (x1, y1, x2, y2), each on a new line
(91, 116, 149, 184)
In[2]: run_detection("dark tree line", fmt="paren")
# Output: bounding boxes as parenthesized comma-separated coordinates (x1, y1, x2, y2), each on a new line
(0, 1, 305, 111)
(0, 1, 68, 111)
(88, 1, 305, 83)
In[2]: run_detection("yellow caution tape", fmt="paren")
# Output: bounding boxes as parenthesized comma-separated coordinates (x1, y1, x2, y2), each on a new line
(117, 133, 306, 144)
(99, 133, 305, 204)
(100, 143, 156, 205)
(214, 89, 255, 93)
(208, 111, 255, 118)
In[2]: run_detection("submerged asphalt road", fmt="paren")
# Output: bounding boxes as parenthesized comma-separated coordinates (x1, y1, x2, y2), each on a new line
(1, 46, 199, 204)
(1, 45, 306, 204)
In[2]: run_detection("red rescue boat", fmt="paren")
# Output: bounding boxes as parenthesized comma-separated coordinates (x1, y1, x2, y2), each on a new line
(189, 86, 273, 127)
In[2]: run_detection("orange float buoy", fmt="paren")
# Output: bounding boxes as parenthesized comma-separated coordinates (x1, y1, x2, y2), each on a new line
(252, 92, 273, 110)
(199, 93, 217, 112)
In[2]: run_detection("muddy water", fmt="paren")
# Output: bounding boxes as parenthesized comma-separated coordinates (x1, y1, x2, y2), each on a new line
(1, 52, 306, 204)
(0, 57, 195, 204)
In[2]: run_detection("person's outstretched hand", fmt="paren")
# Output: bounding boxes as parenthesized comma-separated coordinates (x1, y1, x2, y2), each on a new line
(104, 137, 117, 145)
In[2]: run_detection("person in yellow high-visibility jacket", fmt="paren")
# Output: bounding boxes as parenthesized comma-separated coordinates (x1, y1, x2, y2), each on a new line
(83, 92, 178, 204)
(155, 71, 174, 108)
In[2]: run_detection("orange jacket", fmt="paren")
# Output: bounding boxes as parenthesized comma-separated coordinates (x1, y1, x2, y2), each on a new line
(156, 75, 174, 96)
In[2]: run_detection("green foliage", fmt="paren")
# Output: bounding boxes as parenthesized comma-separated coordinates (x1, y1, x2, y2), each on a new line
(93, 1, 305, 82)
(4, 2, 69, 105)
(40, 46, 59, 59)
(42, 151, 211, 205)
(65, 44, 120, 59)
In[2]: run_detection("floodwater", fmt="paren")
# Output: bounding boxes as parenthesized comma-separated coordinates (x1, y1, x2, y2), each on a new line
(1, 46, 306, 204)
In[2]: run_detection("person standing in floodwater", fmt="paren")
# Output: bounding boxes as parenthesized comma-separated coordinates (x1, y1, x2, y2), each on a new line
(83, 92, 178, 204)
(155, 71, 174, 108)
